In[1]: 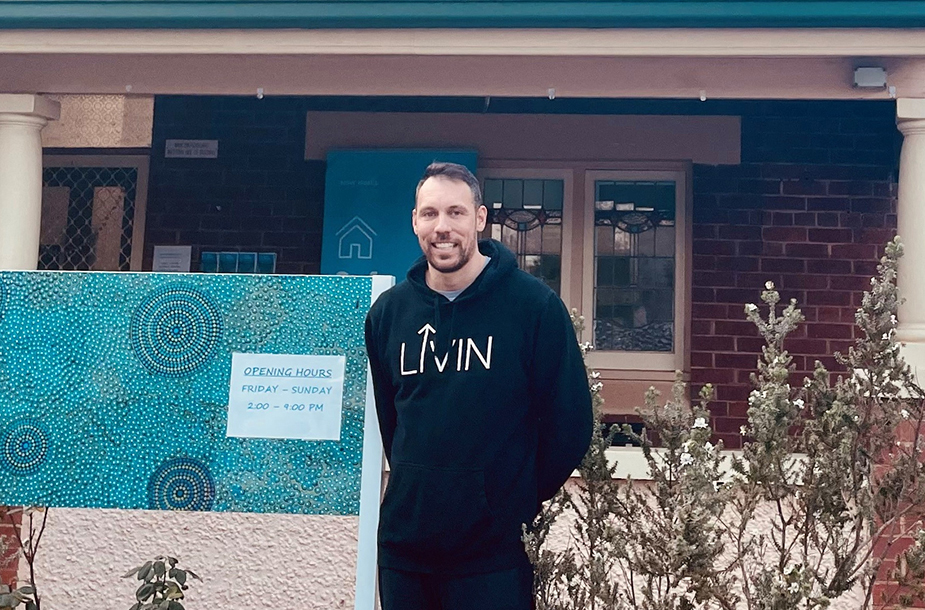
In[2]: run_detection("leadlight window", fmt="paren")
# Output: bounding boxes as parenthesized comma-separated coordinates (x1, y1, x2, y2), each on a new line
(483, 178, 563, 294)
(594, 180, 676, 352)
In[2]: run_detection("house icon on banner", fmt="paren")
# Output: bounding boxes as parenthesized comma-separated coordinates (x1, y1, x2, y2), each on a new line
(337, 216, 377, 260)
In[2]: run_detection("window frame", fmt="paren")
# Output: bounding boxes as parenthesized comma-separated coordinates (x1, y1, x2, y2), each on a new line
(582, 165, 691, 372)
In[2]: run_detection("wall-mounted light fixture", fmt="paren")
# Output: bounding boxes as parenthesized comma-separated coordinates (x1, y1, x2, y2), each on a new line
(853, 67, 888, 89)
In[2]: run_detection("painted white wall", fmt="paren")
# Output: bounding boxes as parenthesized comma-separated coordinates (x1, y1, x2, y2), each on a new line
(27, 509, 360, 610)
(28, 475, 865, 610)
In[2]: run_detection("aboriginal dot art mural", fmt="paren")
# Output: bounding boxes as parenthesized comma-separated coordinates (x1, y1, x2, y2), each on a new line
(0, 271, 373, 515)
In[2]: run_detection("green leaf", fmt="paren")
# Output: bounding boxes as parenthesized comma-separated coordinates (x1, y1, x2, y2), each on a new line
(136, 584, 154, 602)
(129, 603, 141, 610)
(24, 601, 35, 610)
(16, 587, 33, 596)
(153, 561, 166, 578)
(168, 602, 184, 610)
(138, 562, 153, 581)
(167, 557, 178, 568)
(174, 570, 187, 586)
(123, 567, 142, 579)
(0, 594, 13, 607)
(158, 600, 170, 610)
(185, 569, 202, 581)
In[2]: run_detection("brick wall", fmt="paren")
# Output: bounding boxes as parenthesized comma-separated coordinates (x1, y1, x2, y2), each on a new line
(691, 101, 900, 449)
(0, 511, 20, 587)
(144, 96, 324, 274)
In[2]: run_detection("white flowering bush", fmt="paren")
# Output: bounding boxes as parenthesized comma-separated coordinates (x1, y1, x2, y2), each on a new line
(527, 237, 925, 610)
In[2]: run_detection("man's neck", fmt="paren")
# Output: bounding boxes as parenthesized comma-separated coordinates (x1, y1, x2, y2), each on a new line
(425, 252, 488, 293)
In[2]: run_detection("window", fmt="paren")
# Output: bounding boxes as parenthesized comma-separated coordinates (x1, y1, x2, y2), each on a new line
(479, 167, 576, 305)
(583, 169, 689, 372)
(480, 163, 689, 374)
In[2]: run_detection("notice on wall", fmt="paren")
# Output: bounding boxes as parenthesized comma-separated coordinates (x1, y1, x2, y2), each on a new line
(152, 245, 193, 272)
(165, 139, 219, 159)
(226, 353, 346, 441)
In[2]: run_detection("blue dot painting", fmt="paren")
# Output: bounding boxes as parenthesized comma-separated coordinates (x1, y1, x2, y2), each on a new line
(0, 271, 374, 515)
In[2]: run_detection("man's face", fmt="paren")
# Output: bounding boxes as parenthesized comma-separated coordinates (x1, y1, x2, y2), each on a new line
(412, 176, 488, 275)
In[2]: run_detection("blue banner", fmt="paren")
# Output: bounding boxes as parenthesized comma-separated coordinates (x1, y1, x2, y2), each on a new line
(321, 149, 478, 279)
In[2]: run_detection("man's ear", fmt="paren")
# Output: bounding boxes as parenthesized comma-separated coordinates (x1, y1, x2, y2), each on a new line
(411, 206, 419, 235)
(476, 205, 488, 232)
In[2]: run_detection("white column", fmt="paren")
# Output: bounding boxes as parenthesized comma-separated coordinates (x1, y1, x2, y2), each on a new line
(896, 99, 925, 372)
(0, 94, 60, 270)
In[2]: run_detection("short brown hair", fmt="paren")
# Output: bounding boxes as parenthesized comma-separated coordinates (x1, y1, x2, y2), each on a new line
(415, 162, 482, 209)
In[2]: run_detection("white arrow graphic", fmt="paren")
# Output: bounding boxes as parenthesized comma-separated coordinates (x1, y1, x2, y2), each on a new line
(417, 324, 436, 373)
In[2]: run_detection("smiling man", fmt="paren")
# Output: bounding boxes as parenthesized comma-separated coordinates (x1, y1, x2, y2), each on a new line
(364, 162, 593, 610)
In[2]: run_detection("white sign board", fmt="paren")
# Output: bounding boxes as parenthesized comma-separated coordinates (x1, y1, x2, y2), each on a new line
(165, 139, 219, 158)
(226, 353, 346, 441)
(151, 245, 192, 272)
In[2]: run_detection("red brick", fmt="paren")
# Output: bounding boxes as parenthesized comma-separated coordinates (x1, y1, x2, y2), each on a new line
(718, 225, 762, 240)
(691, 303, 728, 319)
(693, 225, 717, 239)
(716, 353, 761, 370)
(721, 256, 760, 272)
(763, 227, 808, 242)
(691, 368, 736, 383)
(763, 195, 807, 211)
(828, 181, 873, 196)
(806, 197, 850, 211)
(857, 227, 896, 245)
(785, 243, 829, 258)
(737, 272, 783, 288)
(782, 180, 826, 195)
(715, 433, 743, 449)
(809, 259, 852, 274)
(808, 228, 854, 243)
(715, 288, 763, 304)
(735, 336, 766, 352)
(807, 323, 855, 339)
(816, 212, 841, 227)
(793, 212, 816, 225)
(737, 241, 763, 256)
(715, 320, 760, 336)
(806, 291, 853, 306)
(693, 271, 736, 287)
(691, 336, 736, 351)
(692, 287, 716, 302)
(690, 352, 713, 367)
(771, 212, 794, 226)
(816, 307, 845, 322)
(714, 416, 749, 434)
(782, 274, 828, 289)
(853, 260, 879, 276)
(831, 274, 875, 291)
(693, 240, 736, 256)
(762, 242, 785, 256)
(692, 254, 717, 270)
(690, 320, 712, 335)
(831, 243, 877, 259)
(761, 258, 806, 273)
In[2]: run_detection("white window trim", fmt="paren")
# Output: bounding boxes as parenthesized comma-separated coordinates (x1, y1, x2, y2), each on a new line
(582, 165, 692, 373)
(477, 166, 578, 308)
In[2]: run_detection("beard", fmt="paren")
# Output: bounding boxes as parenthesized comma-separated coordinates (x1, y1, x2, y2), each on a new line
(424, 240, 476, 275)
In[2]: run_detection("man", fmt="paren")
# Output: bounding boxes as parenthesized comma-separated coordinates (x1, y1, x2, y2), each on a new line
(364, 162, 593, 610)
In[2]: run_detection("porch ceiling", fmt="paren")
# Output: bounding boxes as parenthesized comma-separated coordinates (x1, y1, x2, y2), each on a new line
(2, 53, 925, 99)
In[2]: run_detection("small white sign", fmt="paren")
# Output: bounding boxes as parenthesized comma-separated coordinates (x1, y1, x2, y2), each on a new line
(152, 245, 192, 272)
(165, 139, 219, 159)
(226, 353, 346, 441)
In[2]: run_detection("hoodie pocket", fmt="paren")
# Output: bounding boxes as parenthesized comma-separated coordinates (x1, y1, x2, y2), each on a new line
(380, 462, 494, 559)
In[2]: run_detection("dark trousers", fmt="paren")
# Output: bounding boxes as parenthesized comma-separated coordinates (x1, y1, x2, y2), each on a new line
(379, 565, 534, 610)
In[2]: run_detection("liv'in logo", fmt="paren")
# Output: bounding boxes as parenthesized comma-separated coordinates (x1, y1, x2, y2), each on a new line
(336, 216, 377, 260)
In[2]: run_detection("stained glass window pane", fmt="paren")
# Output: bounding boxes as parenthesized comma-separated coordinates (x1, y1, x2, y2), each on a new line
(593, 180, 676, 352)
(483, 177, 564, 294)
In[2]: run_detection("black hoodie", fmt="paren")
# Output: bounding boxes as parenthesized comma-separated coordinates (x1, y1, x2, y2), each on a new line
(364, 240, 593, 575)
